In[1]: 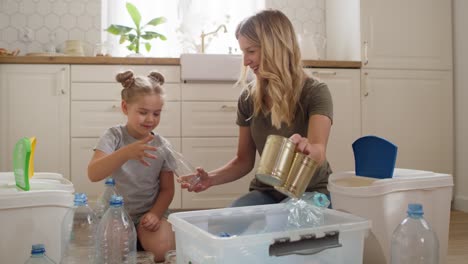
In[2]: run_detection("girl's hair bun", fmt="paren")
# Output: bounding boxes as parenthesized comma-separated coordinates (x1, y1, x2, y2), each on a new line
(148, 71, 165, 85)
(116, 70, 135, 89)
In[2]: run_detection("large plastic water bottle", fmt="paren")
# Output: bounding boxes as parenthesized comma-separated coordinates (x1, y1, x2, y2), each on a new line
(24, 244, 56, 264)
(390, 203, 439, 264)
(61, 193, 97, 264)
(95, 195, 137, 264)
(95, 177, 119, 219)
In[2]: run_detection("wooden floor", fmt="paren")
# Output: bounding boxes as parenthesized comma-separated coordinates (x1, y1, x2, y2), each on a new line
(447, 210, 468, 264)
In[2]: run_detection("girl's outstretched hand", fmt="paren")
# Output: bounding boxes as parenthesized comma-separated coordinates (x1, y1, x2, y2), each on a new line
(179, 167, 212, 193)
(124, 134, 157, 166)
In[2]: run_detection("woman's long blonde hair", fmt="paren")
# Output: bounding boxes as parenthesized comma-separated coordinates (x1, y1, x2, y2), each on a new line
(236, 9, 306, 129)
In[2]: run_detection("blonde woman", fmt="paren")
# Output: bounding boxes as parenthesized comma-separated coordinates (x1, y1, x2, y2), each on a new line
(181, 9, 333, 206)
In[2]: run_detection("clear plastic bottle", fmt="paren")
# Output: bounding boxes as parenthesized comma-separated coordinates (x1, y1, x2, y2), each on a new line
(390, 203, 439, 264)
(95, 195, 137, 264)
(61, 193, 97, 264)
(95, 177, 119, 219)
(25, 244, 56, 264)
(156, 140, 200, 186)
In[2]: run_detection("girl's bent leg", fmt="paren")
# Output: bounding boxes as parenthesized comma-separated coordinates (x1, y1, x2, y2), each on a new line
(229, 190, 277, 207)
(137, 218, 175, 263)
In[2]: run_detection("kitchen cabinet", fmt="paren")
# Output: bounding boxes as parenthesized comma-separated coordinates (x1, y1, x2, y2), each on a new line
(70, 65, 182, 208)
(361, 69, 453, 173)
(360, 0, 453, 176)
(305, 68, 361, 172)
(180, 82, 255, 209)
(360, 0, 452, 70)
(0, 64, 70, 177)
(327, 0, 453, 176)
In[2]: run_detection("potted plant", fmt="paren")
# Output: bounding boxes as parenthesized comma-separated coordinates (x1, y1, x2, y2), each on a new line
(105, 2, 167, 56)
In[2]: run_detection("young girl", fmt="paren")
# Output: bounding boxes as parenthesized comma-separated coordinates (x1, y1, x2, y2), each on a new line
(88, 70, 175, 262)
(181, 9, 333, 207)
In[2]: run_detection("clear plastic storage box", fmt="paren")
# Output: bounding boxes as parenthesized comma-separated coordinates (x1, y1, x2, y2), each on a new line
(0, 172, 74, 263)
(328, 168, 453, 264)
(169, 203, 370, 264)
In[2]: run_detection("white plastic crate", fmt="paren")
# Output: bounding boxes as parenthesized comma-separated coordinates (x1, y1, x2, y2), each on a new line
(0, 172, 74, 263)
(169, 203, 370, 264)
(328, 168, 453, 264)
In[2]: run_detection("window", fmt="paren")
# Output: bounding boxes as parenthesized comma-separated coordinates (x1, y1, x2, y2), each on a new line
(102, 0, 264, 57)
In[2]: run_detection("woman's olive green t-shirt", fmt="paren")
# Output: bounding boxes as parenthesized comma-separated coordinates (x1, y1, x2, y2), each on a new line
(236, 77, 333, 201)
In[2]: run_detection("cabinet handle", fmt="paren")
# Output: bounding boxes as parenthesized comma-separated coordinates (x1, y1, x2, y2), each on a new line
(56, 67, 67, 96)
(363, 41, 369, 66)
(111, 104, 120, 111)
(311, 71, 337, 76)
(363, 72, 369, 96)
(220, 105, 237, 112)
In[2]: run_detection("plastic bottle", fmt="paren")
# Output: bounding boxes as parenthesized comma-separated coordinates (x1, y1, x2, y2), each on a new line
(390, 203, 439, 264)
(95, 195, 137, 264)
(61, 193, 97, 264)
(95, 177, 119, 219)
(25, 244, 56, 264)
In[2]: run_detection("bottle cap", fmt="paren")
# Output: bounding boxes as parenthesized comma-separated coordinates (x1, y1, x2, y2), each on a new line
(407, 203, 423, 215)
(31, 244, 45, 254)
(109, 194, 124, 206)
(105, 177, 115, 186)
(74, 192, 88, 205)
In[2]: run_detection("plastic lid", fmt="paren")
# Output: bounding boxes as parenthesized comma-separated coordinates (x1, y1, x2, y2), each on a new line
(312, 192, 330, 208)
(407, 203, 424, 216)
(31, 244, 46, 254)
(109, 194, 123, 206)
(74, 192, 88, 206)
(104, 178, 115, 186)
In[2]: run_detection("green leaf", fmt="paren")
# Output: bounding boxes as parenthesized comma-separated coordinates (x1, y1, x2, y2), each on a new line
(145, 43, 151, 52)
(119, 35, 127, 44)
(128, 34, 137, 42)
(106, 24, 133, 35)
(145, 17, 167, 27)
(141, 31, 167, 41)
(126, 2, 141, 29)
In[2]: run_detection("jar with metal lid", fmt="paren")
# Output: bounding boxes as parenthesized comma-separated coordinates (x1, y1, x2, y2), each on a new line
(255, 135, 296, 187)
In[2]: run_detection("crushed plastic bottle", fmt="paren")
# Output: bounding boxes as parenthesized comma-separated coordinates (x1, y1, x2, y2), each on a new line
(286, 192, 330, 229)
(390, 203, 439, 264)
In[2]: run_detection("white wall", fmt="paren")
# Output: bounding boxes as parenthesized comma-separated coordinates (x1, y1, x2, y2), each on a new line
(325, 0, 360, 61)
(454, 0, 468, 212)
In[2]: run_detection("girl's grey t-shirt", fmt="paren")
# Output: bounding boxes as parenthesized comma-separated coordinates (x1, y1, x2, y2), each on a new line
(95, 125, 171, 222)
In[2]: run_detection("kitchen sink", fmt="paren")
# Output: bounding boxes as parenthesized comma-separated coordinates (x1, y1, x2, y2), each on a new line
(180, 53, 242, 82)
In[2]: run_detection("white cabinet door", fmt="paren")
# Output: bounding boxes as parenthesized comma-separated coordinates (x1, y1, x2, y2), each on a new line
(361, 69, 453, 174)
(306, 69, 361, 172)
(0, 64, 70, 177)
(182, 102, 238, 137)
(361, 0, 452, 70)
(71, 137, 182, 208)
(181, 137, 254, 209)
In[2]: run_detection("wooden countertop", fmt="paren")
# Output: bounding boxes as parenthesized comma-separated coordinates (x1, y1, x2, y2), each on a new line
(0, 56, 361, 68)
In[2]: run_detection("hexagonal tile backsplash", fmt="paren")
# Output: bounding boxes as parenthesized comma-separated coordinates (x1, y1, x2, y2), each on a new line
(0, 0, 325, 57)
(0, 0, 100, 55)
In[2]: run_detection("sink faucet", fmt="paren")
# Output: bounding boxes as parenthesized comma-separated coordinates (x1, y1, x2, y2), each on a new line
(200, 24, 228, 53)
